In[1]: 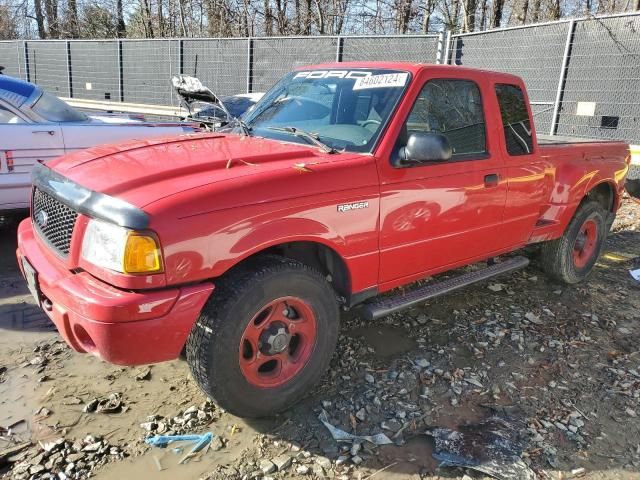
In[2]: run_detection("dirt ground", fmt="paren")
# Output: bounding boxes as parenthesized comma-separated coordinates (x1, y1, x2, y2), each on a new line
(1, 198, 639, 480)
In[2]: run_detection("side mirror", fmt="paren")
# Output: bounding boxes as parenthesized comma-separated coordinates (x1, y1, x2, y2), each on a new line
(396, 132, 452, 166)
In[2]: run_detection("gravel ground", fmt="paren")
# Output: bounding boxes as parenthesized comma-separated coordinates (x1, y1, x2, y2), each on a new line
(0, 198, 639, 480)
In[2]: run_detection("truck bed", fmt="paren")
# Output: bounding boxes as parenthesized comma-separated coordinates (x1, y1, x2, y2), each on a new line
(537, 134, 620, 145)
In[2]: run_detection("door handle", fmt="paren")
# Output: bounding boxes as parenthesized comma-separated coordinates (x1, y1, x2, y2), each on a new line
(32, 130, 56, 135)
(484, 173, 499, 187)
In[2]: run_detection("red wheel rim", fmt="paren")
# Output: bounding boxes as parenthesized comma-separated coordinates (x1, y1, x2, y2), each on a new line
(239, 297, 317, 388)
(572, 218, 598, 269)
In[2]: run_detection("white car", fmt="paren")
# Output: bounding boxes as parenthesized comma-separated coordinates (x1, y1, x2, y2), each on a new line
(0, 76, 199, 212)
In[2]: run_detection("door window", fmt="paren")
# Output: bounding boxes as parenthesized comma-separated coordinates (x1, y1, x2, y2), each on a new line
(495, 84, 533, 155)
(402, 79, 487, 159)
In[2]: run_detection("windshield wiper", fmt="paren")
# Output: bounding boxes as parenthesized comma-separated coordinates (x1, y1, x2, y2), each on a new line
(267, 126, 337, 154)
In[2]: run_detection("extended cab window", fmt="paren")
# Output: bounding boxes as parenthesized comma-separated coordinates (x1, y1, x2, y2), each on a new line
(495, 84, 533, 155)
(404, 79, 487, 159)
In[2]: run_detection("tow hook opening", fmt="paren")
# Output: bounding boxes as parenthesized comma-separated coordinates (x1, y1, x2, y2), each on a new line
(42, 297, 53, 312)
(74, 324, 97, 352)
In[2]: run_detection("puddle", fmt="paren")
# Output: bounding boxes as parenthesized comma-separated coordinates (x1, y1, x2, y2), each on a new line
(94, 449, 217, 480)
(432, 404, 486, 431)
(94, 416, 273, 480)
(0, 364, 60, 445)
(378, 435, 438, 475)
(347, 325, 416, 358)
(0, 368, 42, 429)
(375, 405, 519, 477)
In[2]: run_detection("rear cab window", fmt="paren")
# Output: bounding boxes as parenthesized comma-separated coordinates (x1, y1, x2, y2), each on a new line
(495, 84, 533, 155)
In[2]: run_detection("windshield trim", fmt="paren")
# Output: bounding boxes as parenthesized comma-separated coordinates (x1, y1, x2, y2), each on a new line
(366, 69, 413, 155)
(242, 68, 413, 154)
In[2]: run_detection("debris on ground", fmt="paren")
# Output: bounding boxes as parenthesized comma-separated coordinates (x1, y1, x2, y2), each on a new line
(134, 367, 152, 381)
(8, 435, 125, 479)
(426, 411, 536, 480)
(146, 432, 213, 464)
(0, 442, 30, 467)
(318, 409, 393, 446)
(139, 402, 219, 436)
(83, 393, 124, 414)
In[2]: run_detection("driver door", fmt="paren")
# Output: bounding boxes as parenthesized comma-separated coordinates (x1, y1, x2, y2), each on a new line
(377, 73, 507, 285)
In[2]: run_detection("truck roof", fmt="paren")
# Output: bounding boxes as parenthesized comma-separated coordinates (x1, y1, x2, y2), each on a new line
(296, 61, 524, 84)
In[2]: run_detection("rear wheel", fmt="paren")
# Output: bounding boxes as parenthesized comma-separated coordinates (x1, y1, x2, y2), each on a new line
(540, 200, 607, 284)
(185, 256, 339, 418)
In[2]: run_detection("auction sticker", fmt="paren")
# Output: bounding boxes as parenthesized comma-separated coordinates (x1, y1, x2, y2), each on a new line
(353, 72, 409, 90)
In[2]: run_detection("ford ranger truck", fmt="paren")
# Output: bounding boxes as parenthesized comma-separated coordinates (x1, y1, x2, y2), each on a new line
(17, 63, 630, 417)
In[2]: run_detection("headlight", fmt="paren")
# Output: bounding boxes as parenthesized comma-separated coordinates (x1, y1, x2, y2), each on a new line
(81, 219, 163, 274)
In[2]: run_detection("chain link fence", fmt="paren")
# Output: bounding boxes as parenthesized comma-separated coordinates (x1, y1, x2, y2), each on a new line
(556, 15, 640, 142)
(1, 12, 639, 144)
(449, 12, 640, 144)
(1, 34, 441, 105)
(449, 22, 569, 134)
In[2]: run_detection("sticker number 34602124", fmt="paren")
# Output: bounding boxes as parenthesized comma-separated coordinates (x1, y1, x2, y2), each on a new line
(353, 73, 409, 90)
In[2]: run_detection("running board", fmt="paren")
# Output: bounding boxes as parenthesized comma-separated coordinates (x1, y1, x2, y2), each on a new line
(361, 256, 530, 321)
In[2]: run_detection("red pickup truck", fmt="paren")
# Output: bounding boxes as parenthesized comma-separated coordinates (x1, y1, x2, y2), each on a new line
(17, 63, 630, 417)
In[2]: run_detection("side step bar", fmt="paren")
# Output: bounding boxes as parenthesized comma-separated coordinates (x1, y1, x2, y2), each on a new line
(361, 256, 529, 321)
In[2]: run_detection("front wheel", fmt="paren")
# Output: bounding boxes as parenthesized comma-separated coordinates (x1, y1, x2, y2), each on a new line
(540, 200, 607, 284)
(185, 256, 339, 418)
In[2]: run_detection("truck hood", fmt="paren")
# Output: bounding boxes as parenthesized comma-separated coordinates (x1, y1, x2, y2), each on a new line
(47, 132, 341, 209)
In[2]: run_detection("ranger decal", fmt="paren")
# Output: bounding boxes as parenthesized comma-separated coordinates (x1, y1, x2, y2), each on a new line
(337, 201, 369, 212)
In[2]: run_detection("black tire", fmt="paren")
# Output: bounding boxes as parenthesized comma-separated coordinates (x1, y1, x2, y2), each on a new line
(540, 200, 607, 284)
(626, 178, 640, 200)
(185, 255, 340, 418)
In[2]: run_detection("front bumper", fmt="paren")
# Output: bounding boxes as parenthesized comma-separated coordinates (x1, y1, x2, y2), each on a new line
(16, 219, 214, 366)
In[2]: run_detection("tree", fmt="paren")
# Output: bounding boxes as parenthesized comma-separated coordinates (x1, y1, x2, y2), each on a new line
(116, 0, 126, 36)
(64, 0, 80, 37)
(461, 0, 476, 31)
(34, 0, 47, 38)
(0, 4, 19, 38)
(80, 4, 119, 37)
(531, 0, 541, 21)
(44, 0, 60, 37)
(492, 0, 505, 27)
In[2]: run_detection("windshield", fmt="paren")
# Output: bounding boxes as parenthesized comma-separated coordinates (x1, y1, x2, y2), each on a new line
(32, 91, 88, 122)
(241, 69, 410, 153)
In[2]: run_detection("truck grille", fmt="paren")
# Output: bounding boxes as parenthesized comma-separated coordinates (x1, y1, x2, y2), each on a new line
(32, 188, 78, 257)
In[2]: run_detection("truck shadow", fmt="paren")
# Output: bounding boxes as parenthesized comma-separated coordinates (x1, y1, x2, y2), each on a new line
(0, 301, 56, 333)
